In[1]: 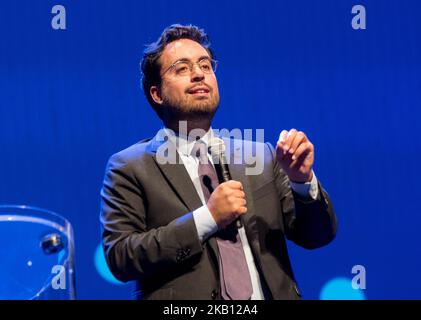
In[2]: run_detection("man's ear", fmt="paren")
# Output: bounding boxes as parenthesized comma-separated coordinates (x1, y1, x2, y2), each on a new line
(150, 86, 163, 105)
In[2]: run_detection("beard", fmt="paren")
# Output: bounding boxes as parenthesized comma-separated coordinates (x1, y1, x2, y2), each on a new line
(161, 91, 220, 123)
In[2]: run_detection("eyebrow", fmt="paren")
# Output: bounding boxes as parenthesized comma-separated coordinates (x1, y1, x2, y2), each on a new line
(171, 55, 211, 65)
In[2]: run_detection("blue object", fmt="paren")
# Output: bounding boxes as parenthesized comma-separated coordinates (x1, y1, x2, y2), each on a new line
(320, 277, 366, 300)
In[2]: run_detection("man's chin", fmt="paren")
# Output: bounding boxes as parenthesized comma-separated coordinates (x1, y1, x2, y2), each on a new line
(189, 102, 217, 113)
(173, 100, 218, 117)
(190, 103, 219, 117)
(161, 98, 219, 121)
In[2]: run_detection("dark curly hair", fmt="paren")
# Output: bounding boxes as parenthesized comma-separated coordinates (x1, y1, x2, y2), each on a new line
(140, 24, 215, 119)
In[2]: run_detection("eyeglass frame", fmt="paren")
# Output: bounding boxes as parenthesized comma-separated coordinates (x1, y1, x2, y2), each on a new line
(160, 57, 218, 78)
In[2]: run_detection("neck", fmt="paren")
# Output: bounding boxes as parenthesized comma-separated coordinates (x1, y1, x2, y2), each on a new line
(164, 118, 211, 137)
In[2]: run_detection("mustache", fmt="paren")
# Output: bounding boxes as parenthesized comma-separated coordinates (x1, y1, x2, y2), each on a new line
(185, 83, 212, 93)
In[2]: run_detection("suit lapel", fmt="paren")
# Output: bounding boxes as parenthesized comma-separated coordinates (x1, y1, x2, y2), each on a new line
(147, 130, 203, 212)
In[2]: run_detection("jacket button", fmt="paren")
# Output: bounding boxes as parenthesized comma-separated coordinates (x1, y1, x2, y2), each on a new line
(294, 284, 301, 297)
(211, 289, 218, 300)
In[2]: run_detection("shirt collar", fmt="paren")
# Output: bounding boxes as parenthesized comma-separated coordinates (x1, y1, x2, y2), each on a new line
(163, 127, 215, 157)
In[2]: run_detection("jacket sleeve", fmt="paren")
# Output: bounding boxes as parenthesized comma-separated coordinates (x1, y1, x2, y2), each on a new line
(99, 153, 203, 283)
(266, 142, 338, 249)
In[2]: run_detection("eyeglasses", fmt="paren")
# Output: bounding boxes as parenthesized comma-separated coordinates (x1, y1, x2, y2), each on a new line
(161, 57, 218, 77)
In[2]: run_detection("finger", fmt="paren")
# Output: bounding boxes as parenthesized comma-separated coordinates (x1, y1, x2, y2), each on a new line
(225, 180, 243, 190)
(237, 206, 248, 214)
(276, 140, 287, 160)
(278, 130, 289, 143)
(283, 129, 297, 153)
(290, 142, 312, 164)
(277, 130, 290, 158)
(288, 131, 307, 156)
(232, 190, 246, 199)
(228, 196, 246, 209)
(276, 141, 295, 164)
(237, 198, 247, 206)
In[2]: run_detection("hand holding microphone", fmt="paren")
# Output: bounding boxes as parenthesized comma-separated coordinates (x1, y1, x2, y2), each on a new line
(207, 137, 246, 229)
(207, 181, 247, 229)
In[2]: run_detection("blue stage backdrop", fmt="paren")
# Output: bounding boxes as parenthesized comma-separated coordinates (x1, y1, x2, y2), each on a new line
(1, 0, 420, 299)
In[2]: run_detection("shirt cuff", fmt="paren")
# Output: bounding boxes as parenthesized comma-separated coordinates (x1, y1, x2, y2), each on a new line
(193, 205, 219, 242)
(289, 170, 319, 200)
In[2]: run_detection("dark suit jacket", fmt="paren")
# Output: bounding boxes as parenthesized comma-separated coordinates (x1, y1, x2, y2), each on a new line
(100, 132, 337, 300)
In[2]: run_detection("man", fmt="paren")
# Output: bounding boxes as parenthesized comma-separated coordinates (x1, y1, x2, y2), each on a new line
(100, 24, 337, 300)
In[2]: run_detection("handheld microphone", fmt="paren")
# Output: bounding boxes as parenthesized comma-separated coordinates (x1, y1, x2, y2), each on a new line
(209, 137, 243, 228)
(209, 137, 231, 182)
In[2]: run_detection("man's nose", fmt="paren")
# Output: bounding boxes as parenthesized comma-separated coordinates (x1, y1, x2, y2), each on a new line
(190, 65, 205, 82)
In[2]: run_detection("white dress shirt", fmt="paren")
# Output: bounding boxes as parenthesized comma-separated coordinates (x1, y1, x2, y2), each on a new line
(164, 127, 319, 300)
